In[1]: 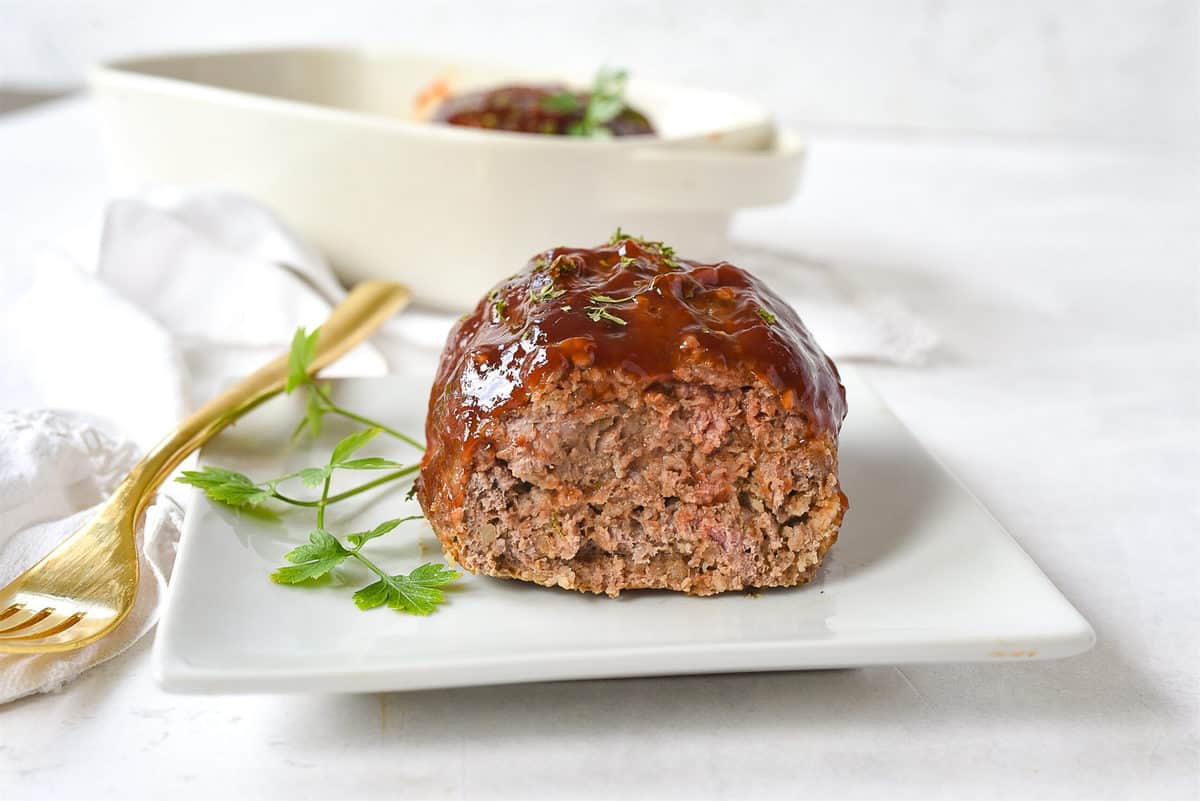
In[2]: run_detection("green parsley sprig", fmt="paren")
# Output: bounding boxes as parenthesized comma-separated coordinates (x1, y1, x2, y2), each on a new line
(542, 68, 632, 139)
(177, 327, 461, 616)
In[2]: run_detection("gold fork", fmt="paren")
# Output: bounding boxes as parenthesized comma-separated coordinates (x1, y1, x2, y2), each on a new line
(0, 280, 410, 654)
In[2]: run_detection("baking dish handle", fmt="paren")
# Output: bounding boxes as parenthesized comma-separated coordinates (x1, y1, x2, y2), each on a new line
(609, 129, 806, 211)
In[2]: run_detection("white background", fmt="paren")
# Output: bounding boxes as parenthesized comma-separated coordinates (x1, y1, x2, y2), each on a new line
(0, 3, 1197, 800)
(1, 0, 1197, 145)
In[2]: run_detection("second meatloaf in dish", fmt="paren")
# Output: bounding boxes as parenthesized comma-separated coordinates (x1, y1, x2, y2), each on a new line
(417, 232, 847, 596)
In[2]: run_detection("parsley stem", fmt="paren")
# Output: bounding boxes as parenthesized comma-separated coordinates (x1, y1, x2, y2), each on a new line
(316, 473, 332, 529)
(348, 548, 391, 582)
(270, 465, 419, 508)
(331, 465, 419, 501)
(311, 384, 425, 451)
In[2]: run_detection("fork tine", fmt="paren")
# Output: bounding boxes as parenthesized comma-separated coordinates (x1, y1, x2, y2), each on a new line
(0, 611, 87, 641)
(0, 607, 54, 634)
(0, 603, 23, 622)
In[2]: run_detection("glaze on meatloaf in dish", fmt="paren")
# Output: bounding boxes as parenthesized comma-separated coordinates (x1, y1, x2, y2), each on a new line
(416, 232, 847, 596)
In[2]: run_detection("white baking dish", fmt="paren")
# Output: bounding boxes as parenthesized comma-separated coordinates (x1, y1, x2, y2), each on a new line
(91, 47, 804, 308)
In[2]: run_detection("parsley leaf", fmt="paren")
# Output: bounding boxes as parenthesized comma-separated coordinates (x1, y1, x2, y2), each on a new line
(271, 529, 349, 584)
(756, 307, 778, 325)
(295, 466, 332, 487)
(352, 563, 462, 615)
(330, 427, 381, 466)
(346, 515, 424, 548)
(541, 91, 580, 113)
(337, 457, 405, 470)
(286, 327, 321, 394)
(177, 466, 270, 508)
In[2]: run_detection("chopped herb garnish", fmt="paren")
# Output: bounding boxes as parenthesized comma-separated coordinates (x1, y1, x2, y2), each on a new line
(493, 297, 509, 319)
(618, 255, 638, 268)
(585, 305, 628, 325)
(590, 293, 636, 304)
(756, 307, 777, 325)
(607, 228, 678, 266)
(547, 254, 575, 276)
(530, 281, 566, 303)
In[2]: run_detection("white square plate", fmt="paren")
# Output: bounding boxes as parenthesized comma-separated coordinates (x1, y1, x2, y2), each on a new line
(154, 367, 1093, 693)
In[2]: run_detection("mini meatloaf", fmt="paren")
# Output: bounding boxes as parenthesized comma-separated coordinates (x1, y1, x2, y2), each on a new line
(417, 233, 847, 596)
(432, 84, 654, 137)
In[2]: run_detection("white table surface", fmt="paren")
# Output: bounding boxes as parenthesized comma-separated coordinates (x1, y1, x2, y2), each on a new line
(0, 98, 1196, 800)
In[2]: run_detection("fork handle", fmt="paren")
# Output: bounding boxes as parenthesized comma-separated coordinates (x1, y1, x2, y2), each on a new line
(119, 280, 411, 510)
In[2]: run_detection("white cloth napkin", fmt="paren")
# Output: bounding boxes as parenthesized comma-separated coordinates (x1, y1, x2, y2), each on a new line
(0, 410, 180, 702)
(0, 190, 936, 704)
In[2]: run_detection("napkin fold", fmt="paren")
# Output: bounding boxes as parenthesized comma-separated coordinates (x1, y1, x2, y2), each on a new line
(97, 191, 387, 410)
(731, 245, 938, 367)
(0, 189, 937, 704)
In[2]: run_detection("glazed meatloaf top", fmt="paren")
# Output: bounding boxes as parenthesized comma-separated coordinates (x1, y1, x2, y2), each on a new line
(419, 232, 847, 516)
